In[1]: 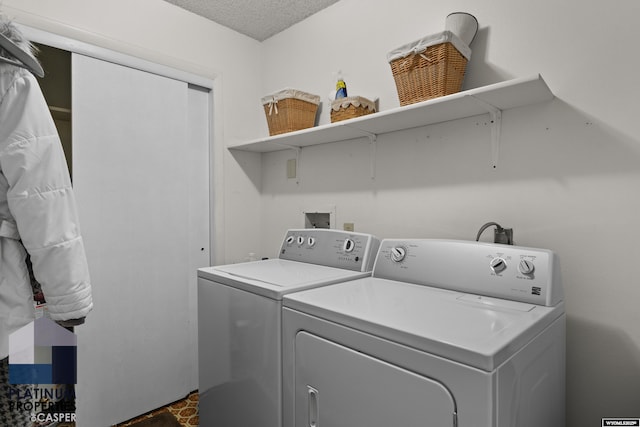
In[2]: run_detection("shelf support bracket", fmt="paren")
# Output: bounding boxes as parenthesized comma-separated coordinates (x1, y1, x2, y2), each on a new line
(467, 95, 502, 169)
(270, 141, 300, 152)
(360, 131, 378, 180)
(293, 146, 301, 184)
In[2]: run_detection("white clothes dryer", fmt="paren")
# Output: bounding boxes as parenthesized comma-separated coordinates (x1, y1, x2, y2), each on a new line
(197, 229, 380, 427)
(282, 239, 565, 427)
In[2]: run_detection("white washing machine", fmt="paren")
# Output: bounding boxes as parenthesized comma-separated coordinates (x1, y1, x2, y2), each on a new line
(197, 228, 380, 427)
(282, 239, 565, 427)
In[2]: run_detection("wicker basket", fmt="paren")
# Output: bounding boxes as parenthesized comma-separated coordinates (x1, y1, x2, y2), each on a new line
(388, 31, 471, 106)
(261, 89, 320, 136)
(330, 96, 376, 123)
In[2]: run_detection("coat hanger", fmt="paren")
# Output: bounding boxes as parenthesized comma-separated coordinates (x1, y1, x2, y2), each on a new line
(0, 32, 44, 77)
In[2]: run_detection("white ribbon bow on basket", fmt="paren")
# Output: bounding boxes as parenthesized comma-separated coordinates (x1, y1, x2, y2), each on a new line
(267, 97, 279, 115)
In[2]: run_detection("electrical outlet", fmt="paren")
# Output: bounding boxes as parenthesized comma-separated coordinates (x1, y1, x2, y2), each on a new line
(343, 222, 355, 232)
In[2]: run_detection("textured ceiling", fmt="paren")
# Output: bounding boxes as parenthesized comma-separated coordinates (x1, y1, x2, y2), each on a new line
(162, 0, 340, 41)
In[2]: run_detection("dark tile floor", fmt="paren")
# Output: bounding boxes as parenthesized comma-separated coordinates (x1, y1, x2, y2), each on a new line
(114, 391, 199, 427)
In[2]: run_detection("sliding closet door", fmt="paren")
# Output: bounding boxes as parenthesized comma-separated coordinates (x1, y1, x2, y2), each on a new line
(72, 53, 201, 425)
(186, 83, 212, 387)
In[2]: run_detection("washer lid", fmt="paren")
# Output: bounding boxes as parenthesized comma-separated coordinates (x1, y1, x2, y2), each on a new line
(283, 277, 565, 371)
(198, 259, 371, 300)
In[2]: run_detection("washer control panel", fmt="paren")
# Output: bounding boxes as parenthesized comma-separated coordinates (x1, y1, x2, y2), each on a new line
(375, 239, 562, 306)
(279, 229, 380, 272)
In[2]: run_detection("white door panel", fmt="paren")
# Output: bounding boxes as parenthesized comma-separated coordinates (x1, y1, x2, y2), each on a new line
(295, 332, 457, 427)
(72, 53, 194, 425)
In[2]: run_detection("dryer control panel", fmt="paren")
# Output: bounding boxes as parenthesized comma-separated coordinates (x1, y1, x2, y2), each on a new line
(374, 239, 563, 306)
(279, 229, 380, 272)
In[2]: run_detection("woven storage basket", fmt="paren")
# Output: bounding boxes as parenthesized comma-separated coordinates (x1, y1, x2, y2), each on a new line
(388, 31, 471, 106)
(330, 96, 376, 123)
(261, 89, 320, 136)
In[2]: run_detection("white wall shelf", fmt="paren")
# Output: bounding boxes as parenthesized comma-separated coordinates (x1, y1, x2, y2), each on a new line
(228, 74, 554, 155)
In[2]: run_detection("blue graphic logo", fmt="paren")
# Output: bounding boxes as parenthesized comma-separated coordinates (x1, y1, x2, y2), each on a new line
(8, 317, 77, 384)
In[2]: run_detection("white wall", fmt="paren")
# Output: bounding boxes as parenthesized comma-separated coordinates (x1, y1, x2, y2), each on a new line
(259, 0, 640, 425)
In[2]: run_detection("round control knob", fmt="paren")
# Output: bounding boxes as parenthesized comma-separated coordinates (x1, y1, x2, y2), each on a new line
(297, 236, 305, 246)
(286, 236, 295, 245)
(391, 247, 407, 263)
(307, 237, 316, 247)
(518, 259, 535, 275)
(343, 238, 355, 253)
(490, 257, 507, 273)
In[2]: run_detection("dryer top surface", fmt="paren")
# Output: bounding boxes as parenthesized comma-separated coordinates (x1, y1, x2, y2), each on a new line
(284, 277, 564, 370)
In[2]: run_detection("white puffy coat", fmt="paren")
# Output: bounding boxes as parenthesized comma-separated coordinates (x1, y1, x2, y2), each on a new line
(0, 61, 93, 359)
